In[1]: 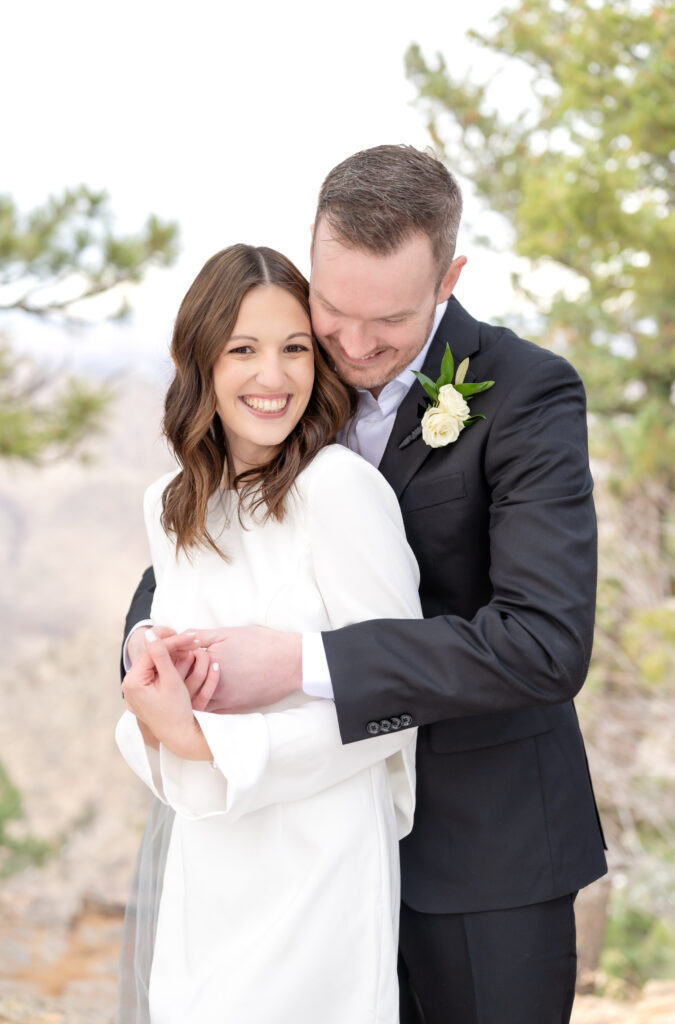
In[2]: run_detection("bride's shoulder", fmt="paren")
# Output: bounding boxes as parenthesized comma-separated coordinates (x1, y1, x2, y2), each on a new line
(143, 468, 180, 516)
(296, 444, 393, 501)
(299, 443, 368, 481)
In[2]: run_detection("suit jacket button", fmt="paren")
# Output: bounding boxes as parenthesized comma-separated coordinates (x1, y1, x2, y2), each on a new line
(390, 717, 401, 730)
(400, 713, 413, 728)
(379, 719, 392, 732)
(366, 721, 381, 735)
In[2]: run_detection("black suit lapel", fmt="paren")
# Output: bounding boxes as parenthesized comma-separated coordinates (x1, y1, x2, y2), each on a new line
(378, 296, 482, 498)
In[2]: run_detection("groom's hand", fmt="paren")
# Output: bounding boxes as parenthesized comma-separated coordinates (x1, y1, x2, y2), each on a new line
(185, 626, 302, 712)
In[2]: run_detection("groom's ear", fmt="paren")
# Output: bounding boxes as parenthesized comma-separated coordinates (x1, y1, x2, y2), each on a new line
(437, 255, 467, 303)
(309, 222, 315, 263)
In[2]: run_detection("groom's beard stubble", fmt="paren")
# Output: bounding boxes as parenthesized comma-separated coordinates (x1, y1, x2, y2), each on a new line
(318, 311, 435, 395)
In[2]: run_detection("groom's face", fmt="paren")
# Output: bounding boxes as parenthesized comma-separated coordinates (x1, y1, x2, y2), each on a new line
(309, 221, 463, 397)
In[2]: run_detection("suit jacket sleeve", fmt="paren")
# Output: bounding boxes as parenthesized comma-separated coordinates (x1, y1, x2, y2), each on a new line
(119, 566, 155, 680)
(324, 354, 598, 743)
(119, 474, 175, 678)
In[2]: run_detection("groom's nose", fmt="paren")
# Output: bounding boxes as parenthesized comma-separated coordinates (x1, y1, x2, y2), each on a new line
(336, 321, 374, 360)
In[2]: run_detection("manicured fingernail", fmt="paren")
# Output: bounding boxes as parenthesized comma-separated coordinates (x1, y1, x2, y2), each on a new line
(146, 628, 158, 643)
(184, 631, 197, 636)
(212, 663, 219, 672)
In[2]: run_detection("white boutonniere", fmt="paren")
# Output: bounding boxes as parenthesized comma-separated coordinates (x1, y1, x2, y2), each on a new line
(413, 345, 495, 448)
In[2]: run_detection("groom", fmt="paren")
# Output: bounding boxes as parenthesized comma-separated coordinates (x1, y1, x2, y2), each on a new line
(124, 145, 607, 1023)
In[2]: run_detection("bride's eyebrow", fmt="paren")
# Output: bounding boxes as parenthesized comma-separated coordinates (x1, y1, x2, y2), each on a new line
(228, 332, 313, 342)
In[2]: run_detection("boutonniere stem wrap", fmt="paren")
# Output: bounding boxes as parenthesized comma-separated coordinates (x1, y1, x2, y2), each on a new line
(413, 345, 495, 448)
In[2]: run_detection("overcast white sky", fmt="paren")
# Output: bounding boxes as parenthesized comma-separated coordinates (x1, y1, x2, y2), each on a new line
(2, 0, 527, 376)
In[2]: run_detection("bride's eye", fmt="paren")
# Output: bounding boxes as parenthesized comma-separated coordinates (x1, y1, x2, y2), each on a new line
(228, 345, 253, 355)
(284, 343, 310, 353)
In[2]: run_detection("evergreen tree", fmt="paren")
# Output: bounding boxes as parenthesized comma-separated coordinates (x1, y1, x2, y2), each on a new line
(406, 0, 674, 492)
(406, 0, 675, 986)
(0, 186, 178, 461)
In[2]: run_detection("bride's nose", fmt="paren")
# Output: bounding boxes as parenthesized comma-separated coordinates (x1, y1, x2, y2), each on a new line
(254, 352, 286, 390)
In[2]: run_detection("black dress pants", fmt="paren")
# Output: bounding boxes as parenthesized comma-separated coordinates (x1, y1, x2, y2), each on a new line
(398, 894, 577, 1024)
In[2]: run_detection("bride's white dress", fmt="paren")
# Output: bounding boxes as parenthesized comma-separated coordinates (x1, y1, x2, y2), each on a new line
(116, 444, 422, 1023)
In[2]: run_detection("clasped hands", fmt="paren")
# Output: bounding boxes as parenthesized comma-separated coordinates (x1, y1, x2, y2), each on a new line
(122, 624, 303, 758)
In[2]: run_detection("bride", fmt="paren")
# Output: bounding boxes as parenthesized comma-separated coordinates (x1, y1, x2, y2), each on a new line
(116, 244, 422, 1023)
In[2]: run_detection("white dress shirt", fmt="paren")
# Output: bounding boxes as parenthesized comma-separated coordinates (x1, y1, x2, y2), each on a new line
(302, 301, 447, 698)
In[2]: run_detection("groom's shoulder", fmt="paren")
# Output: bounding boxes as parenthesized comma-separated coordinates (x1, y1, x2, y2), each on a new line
(451, 299, 581, 384)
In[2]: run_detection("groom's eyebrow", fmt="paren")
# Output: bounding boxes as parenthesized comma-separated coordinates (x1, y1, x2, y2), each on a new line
(312, 289, 340, 311)
(312, 288, 416, 319)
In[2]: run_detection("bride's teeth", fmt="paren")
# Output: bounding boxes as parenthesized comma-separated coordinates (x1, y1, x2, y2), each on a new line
(243, 396, 288, 412)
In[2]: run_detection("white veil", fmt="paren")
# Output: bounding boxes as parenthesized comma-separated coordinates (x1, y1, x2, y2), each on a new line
(116, 798, 175, 1023)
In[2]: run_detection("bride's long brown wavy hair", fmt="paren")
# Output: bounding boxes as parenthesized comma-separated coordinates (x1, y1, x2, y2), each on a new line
(161, 244, 356, 557)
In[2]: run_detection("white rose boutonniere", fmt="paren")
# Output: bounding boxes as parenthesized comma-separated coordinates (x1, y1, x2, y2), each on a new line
(413, 345, 495, 449)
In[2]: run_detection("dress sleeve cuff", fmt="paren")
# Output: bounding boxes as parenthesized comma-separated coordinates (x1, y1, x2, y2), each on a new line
(115, 710, 168, 802)
(159, 748, 231, 819)
(156, 711, 270, 821)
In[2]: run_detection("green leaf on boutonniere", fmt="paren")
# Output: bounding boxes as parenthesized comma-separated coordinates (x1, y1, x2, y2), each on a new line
(412, 371, 439, 402)
(439, 344, 455, 386)
(464, 414, 486, 425)
(454, 380, 495, 397)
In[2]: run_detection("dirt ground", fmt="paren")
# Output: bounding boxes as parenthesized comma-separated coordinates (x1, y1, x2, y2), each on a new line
(1, 908, 674, 1024)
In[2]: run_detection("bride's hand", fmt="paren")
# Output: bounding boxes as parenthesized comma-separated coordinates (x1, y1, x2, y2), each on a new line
(130, 645, 201, 749)
(122, 636, 214, 760)
(128, 624, 175, 665)
(182, 646, 222, 711)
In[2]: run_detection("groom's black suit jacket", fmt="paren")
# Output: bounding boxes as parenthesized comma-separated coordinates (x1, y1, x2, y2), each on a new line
(323, 296, 607, 914)
(124, 297, 607, 916)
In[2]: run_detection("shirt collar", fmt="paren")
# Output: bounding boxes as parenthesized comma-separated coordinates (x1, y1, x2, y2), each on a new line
(395, 299, 447, 388)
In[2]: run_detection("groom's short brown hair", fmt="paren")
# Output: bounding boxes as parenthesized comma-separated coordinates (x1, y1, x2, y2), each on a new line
(315, 145, 462, 282)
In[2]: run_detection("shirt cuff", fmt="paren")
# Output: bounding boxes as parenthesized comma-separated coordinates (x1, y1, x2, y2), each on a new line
(302, 632, 335, 700)
(122, 619, 154, 672)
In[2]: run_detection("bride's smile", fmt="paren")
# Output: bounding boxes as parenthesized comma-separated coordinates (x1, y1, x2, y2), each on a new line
(240, 394, 291, 414)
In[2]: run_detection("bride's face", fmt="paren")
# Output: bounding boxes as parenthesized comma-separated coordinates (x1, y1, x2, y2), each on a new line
(213, 284, 315, 475)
